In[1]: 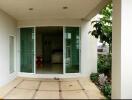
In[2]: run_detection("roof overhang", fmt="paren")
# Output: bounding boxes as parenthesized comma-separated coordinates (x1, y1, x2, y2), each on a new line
(0, 0, 111, 22)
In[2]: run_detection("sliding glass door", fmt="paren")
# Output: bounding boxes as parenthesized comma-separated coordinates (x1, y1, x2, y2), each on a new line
(64, 27, 80, 73)
(20, 27, 35, 73)
(20, 26, 80, 74)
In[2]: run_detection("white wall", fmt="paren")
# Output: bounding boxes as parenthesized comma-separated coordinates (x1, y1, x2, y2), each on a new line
(17, 19, 82, 27)
(0, 10, 17, 87)
(112, 0, 121, 98)
(81, 20, 97, 76)
(121, 0, 132, 98)
(112, 0, 132, 99)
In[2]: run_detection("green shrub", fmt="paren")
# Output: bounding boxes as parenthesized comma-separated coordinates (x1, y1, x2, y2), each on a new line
(90, 73, 99, 83)
(97, 54, 111, 76)
(102, 83, 111, 99)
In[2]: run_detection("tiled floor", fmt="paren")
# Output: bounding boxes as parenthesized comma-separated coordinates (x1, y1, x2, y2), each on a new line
(0, 77, 105, 99)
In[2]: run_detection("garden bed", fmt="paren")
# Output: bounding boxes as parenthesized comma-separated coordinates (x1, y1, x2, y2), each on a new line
(90, 54, 111, 99)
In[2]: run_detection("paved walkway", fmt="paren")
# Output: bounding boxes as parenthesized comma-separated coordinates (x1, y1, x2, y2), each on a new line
(0, 77, 105, 99)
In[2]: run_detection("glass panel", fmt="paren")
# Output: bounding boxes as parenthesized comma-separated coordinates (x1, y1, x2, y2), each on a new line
(65, 27, 80, 73)
(9, 36, 14, 73)
(20, 28, 35, 73)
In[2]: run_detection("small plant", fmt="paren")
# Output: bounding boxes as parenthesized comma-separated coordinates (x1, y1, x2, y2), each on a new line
(102, 83, 111, 99)
(97, 54, 111, 76)
(90, 73, 99, 83)
(98, 73, 107, 86)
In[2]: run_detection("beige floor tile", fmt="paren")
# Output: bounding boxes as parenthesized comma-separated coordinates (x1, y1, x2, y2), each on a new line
(0, 78, 23, 97)
(24, 77, 59, 82)
(5, 88, 35, 99)
(60, 78, 78, 82)
(17, 80, 39, 90)
(41, 78, 59, 82)
(34, 91, 59, 99)
(61, 90, 88, 99)
(79, 79, 99, 90)
(1, 77, 105, 99)
(79, 77, 92, 84)
(83, 84, 101, 94)
(0, 97, 4, 99)
(61, 81, 82, 90)
(78, 77, 90, 80)
(23, 78, 42, 81)
(85, 90, 105, 99)
(39, 82, 59, 91)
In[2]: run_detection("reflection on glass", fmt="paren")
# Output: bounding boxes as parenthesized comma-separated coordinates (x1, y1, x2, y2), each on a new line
(20, 28, 34, 73)
(65, 27, 80, 73)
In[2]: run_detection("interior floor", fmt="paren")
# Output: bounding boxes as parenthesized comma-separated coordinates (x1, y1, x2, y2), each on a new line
(36, 64, 63, 74)
(36, 26, 63, 74)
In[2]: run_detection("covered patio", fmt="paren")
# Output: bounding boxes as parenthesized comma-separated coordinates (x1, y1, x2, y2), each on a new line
(0, 77, 104, 99)
(1, 0, 132, 99)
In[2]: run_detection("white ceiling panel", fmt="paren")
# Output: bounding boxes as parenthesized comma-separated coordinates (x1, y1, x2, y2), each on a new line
(0, 0, 102, 20)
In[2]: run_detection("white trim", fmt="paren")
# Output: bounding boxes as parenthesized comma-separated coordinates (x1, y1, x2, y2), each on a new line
(18, 26, 81, 77)
(17, 25, 81, 28)
(17, 26, 37, 28)
(17, 28, 20, 73)
(64, 26, 81, 74)
(34, 27, 36, 74)
(79, 27, 81, 74)
(9, 35, 16, 74)
(18, 72, 84, 78)
(63, 26, 66, 74)
(17, 19, 82, 28)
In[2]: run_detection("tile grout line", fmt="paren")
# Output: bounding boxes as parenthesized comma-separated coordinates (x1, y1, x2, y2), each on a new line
(77, 80, 89, 99)
(59, 80, 63, 99)
(24, 80, 60, 82)
(60, 89, 83, 91)
(32, 81, 42, 99)
(16, 87, 37, 91)
(3, 79, 25, 98)
(13, 88, 83, 92)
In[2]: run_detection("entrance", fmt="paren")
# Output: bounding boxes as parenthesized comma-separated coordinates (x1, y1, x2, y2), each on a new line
(20, 26, 80, 74)
(36, 27, 63, 74)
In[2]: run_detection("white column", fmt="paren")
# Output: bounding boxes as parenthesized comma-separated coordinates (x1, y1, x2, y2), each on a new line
(112, 0, 132, 99)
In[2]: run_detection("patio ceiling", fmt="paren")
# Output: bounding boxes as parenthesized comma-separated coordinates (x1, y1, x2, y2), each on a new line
(0, 0, 110, 21)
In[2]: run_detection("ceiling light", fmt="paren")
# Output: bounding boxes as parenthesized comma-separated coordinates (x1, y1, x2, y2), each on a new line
(62, 6, 68, 10)
(29, 8, 34, 11)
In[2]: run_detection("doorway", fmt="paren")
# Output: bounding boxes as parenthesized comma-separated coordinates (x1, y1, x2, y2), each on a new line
(36, 27, 63, 74)
(20, 27, 80, 74)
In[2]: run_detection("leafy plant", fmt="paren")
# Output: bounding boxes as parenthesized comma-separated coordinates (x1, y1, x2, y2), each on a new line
(90, 73, 99, 83)
(97, 54, 111, 76)
(102, 83, 111, 99)
(90, 72, 111, 99)
(89, 3, 112, 53)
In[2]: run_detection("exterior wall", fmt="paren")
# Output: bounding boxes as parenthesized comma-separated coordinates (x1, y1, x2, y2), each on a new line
(112, 0, 121, 98)
(113, 0, 132, 99)
(0, 10, 17, 87)
(81, 20, 97, 76)
(121, 0, 132, 98)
